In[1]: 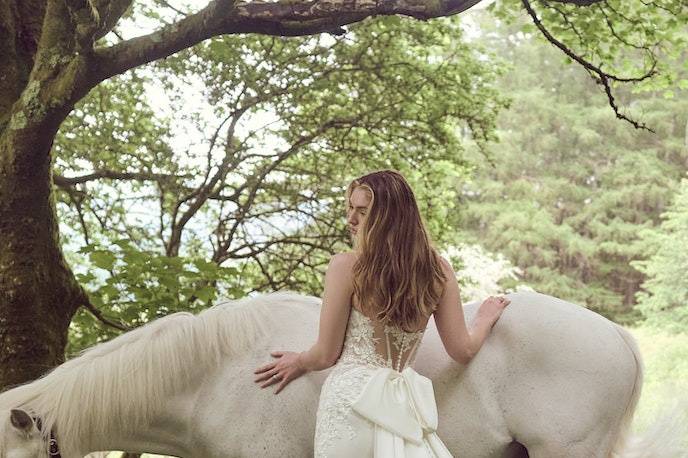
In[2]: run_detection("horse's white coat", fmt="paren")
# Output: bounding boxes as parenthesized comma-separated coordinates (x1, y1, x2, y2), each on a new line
(0, 290, 678, 457)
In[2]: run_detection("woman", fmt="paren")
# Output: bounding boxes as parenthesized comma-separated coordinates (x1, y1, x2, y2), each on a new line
(254, 170, 510, 457)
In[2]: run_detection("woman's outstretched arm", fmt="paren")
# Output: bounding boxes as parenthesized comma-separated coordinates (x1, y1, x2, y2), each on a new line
(434, 257, 509, 364)
(297, 253, 355, 371)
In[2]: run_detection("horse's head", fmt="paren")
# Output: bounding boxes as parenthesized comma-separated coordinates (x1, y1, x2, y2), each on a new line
(0, 409, 50, 458)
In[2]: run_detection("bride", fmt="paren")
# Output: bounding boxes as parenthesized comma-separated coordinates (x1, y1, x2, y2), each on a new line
(253, 169, 510, 457)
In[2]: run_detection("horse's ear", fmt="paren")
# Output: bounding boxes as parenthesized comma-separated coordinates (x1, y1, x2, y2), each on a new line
(10, 409, 33, 432)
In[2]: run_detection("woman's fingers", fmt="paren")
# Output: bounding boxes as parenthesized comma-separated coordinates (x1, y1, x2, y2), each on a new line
(274, 376, 289, 394)
(261, 374, 280, 388)
(254, 350, 284, 373)
(254, 351, 289, 388)
(254, 362, 275, 374)
(254, 367, 279, 383)
(253, 351, 303, 394)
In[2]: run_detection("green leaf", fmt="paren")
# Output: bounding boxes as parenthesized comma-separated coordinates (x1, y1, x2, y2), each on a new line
(195, 286, 215, 304)
(90, 251, 117, 270)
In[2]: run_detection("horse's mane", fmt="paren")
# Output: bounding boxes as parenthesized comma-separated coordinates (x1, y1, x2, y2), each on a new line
(0, 290, 320, 456)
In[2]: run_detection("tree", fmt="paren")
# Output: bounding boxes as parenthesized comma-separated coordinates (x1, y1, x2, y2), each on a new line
(0, 0, 686, 390)
(56, 17, 506, 352)
(488, 0, 688, 130)
(631, 178, 688, 333)
(453, 9, 687, 322)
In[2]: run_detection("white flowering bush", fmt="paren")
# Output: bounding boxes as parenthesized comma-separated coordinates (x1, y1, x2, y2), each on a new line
(440, 243, 533, 304)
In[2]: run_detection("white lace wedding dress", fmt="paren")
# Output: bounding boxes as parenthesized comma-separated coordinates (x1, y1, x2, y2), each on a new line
(314, 306, 453, 457)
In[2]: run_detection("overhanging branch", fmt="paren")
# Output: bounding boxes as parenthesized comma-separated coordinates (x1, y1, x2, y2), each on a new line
(89, 0, 135, 40)
(523, 0, 657, 132)
(548, 0, 602, 4)
(91, 0, 483, 82)
(53, 169, 187, 186)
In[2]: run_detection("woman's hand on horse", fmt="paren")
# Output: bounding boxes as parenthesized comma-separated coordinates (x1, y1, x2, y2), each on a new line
(253, 350, 307, 394)
(478, 295, 511, 326)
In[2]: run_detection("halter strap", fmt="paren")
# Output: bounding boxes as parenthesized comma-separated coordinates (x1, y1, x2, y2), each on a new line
(30, 413, 61, 457)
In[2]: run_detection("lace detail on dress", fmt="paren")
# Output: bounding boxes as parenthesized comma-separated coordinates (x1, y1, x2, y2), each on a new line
(337, 308, 389, 368)
(384, 324, 424, 372)
(314, 307, 427, 457)
(345, 307, 425, 371)
(314, 364, 374, 456)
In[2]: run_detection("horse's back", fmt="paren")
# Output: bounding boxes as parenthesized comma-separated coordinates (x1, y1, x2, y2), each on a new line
(495, 292, 639, 455)
(415, 291, 639, 457)
(193, 290, 640, 458)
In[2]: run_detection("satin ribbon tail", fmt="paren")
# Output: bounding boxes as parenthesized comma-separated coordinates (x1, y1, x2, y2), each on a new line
(351, 366, 454, 458)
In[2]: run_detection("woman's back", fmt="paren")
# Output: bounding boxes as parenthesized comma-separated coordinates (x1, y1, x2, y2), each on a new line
(345, 294, 430, 372)
(313, 170, 453, 457)
(314, 291, 450, 458)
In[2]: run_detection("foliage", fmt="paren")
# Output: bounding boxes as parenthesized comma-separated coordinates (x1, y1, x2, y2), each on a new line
(631, 179, 688, 333)
(67, 239, 245, 354)
(52, 2, 688, 351)
(453, 9, 688, 322)
(487, 0, 688, 98)
(440, 243, 534, 304)
(56, 15, 508, 348)
(54, 71, 179, 251)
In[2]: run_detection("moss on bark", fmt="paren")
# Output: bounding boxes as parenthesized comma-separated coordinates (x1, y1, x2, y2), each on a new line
(0, 126, 84, 390)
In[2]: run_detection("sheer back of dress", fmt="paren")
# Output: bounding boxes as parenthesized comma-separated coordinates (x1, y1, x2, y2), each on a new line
(337, 294, 430, 371)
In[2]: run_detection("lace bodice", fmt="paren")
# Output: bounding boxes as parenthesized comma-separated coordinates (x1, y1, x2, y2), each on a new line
(314, 306, 445, 457)
(337, 307, 426, 372)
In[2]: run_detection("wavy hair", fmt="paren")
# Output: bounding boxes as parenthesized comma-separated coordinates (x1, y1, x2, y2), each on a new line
(346, 169, 447, 332)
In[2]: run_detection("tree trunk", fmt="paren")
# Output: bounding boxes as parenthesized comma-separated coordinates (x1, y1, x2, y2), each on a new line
(0, 0, 99, 392)
(0, 122, 85, 391)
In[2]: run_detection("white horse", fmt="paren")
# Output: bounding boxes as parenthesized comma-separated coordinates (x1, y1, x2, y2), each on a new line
(0, 290, 683, 457)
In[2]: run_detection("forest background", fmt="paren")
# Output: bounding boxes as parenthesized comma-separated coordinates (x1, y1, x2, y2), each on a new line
(3, 0, 687, 456)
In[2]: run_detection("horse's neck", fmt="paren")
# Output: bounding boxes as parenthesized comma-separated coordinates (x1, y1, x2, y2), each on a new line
(83, 385, 198, 456)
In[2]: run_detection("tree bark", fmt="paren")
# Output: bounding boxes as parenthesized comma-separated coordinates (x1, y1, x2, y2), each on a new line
(0, 120, 86, 389)
(0, 0, 94, 391)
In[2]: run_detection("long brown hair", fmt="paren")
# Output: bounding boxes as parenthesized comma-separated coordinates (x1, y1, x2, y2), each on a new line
(347, 169, 447, 332)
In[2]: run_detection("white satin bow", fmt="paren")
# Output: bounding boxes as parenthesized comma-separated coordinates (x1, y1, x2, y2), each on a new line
(351, 366, 454, 457)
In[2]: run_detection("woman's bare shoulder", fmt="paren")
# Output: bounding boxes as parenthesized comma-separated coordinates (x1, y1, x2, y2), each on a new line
(334, 251, 359, 263)
(329, 252, 359, 278)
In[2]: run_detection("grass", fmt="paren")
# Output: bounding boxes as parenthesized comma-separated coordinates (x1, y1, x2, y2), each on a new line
(626, 325, 688, 438)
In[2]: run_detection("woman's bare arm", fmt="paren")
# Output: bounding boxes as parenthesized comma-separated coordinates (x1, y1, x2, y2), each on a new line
(433, 257, 500, 364)
(297, 253, 354, 371)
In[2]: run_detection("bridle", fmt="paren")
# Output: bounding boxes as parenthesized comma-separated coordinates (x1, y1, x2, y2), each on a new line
(30, 414, 61, 458)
